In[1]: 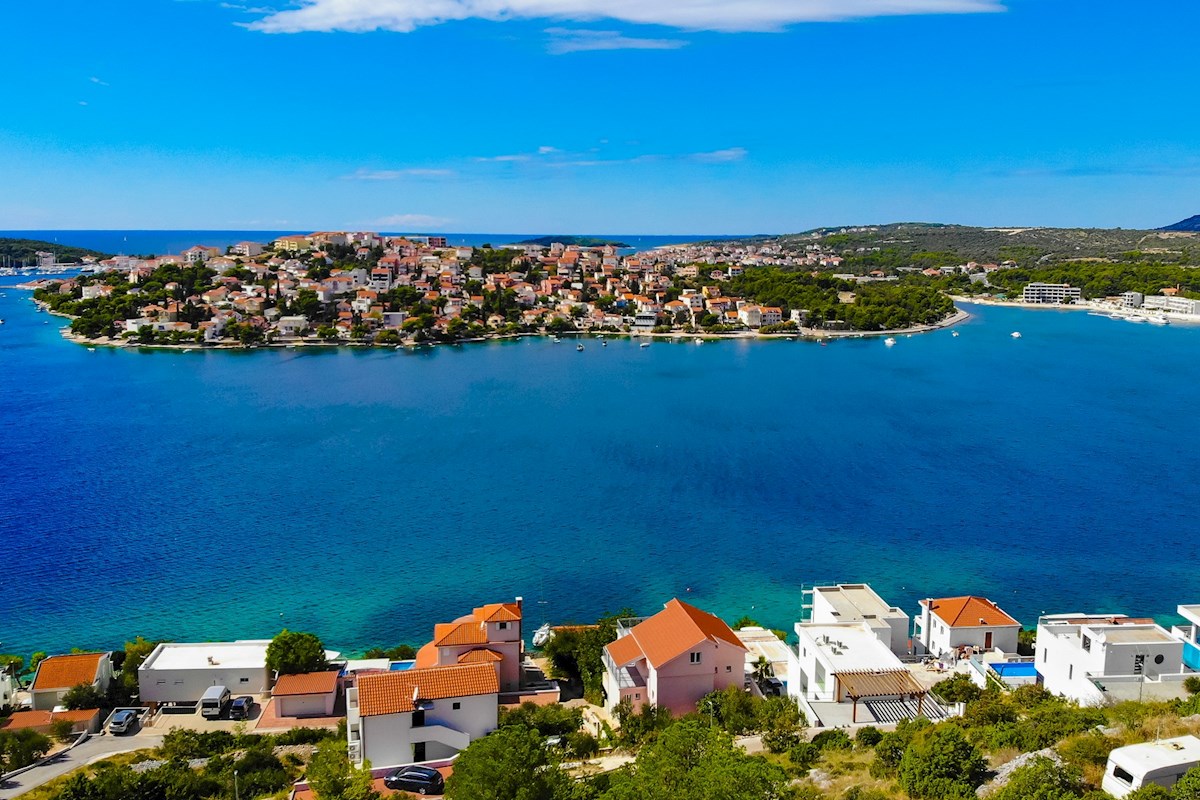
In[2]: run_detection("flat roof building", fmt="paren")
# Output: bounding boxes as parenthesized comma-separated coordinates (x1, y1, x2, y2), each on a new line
(139, 641, 272, 704)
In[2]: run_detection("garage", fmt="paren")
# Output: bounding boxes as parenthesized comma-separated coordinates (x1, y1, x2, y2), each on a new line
(272, 671, 341, 718)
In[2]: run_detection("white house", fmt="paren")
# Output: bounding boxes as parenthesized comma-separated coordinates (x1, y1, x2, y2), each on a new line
(805, 584, 910, 657)
(1035, 614, 1195, 705)
(277, 316, 309, 336)
(1022, 282, 1082, 304)
(915, 596, 1021, 658)
(347, 663, 499, 767)
(232, 242, 264, 258)
(790, 621, 929, 724)
(30, 653, 114, 711)
(138, 641, 273, 704)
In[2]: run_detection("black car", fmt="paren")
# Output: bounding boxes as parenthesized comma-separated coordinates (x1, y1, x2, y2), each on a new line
(383, 765, 445, 795)
(759, 676, 785, 697)
(229, 696, 255, 720)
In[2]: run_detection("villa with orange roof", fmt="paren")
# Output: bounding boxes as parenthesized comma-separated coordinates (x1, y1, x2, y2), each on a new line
(413, 598, 525, 693)
(347, 663, 499, 767)
(30, 652, 113, 711)
(602, 598, 747, 717)
(915, 596, 1021, 658)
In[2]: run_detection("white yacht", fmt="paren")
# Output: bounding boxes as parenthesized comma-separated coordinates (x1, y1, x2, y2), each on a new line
(951, 331, 959, 338)
(884, 337, 897, 346)
(532, 623, 552, 648)
(1011, 331, 1022, 339)
(1148, 314, 1170, 325)
(640, 342, 650, 348)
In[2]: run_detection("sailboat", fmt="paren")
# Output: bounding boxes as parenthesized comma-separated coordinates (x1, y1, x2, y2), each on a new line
(532, 623, 553, 648)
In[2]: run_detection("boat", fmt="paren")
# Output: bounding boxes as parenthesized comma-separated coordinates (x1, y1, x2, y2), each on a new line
(552, 336, 561, 343)
(1148, 314, 1170, 325)
(87, 347, 95, 352)
(602, 340, 607, 347)
(694, 337, 703, 344)
(1011, 331, 1022, 338)
(0, 319, 5, 325)
(182, 348, 192, 353)
(532, 623, 553, 648)
(640, 342, 650, 348)
(576, 343, 584, 351)
(951, 331, 959, 338)
(884, 337, 897, 346)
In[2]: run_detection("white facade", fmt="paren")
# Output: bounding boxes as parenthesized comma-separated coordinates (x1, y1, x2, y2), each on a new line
(915, 597, 1021, 658)
(348, 686, 497, 767)
(1035, 614, 1194, 705)
(807, 584, 910, 657)
(1022, 282, 1082, 304)
(790, 622, 903, 703)
(1144, 295, 1200, 316)
(138, 641, 272, 703)
(1120, 291, 1144, 309)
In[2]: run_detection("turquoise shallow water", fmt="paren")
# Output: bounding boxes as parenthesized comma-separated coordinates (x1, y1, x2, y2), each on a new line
(1, 295, 1198, 657)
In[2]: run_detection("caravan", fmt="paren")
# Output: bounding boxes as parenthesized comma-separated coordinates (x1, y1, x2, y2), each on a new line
(1102, 736, 1200, 798)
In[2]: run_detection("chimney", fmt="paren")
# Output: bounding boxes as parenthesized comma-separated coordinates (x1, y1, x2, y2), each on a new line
(515, 596, 523, 612)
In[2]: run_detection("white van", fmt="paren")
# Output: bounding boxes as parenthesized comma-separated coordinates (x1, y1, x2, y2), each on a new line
(200, 685, 231, 719)
(1102, 735, 1200, 798)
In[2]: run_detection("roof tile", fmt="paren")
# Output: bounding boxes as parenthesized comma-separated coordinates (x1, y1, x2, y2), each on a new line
(357, 664, 498, 717)
(272, 671, 340, 697)
(31, 653, 105, 692)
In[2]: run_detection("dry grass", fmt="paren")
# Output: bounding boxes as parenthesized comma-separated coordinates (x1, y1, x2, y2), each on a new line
(802, 748, 903, 798)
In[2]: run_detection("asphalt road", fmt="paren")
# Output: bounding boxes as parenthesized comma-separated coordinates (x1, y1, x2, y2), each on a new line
(0, 731, 163, 799)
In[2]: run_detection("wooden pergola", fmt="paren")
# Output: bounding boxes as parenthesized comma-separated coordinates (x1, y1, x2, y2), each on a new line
(834, 669, 927, 723)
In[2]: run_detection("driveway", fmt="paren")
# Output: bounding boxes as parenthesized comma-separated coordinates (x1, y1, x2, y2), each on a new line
(0, 731, 163, 799)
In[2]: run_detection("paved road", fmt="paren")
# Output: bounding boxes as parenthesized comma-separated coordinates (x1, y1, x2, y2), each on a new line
(0, 731, 163, 799)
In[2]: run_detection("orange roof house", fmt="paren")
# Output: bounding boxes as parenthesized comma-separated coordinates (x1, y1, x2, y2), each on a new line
(30, 652, 113, 712)
(412, 599, 527, 694)
(348, 663, 500, 767)
(271, 670, 341, 719)
(916, 596, 1022, 658)
(602, 599, 747, 717)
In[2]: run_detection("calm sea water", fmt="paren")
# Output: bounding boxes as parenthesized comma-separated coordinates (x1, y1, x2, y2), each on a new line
(1, 294, 1198, 659)
(0, 231, 720, 258)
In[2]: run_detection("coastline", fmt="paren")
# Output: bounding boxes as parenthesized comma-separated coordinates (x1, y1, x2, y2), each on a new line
(36, 298, 972, 351)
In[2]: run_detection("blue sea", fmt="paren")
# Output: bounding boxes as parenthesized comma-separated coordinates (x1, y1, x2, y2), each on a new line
(0, 230, 721, 259)
(2, 290, 1198, 659)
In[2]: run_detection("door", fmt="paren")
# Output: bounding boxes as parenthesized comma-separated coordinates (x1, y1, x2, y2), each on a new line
(413, 742, 426, 763)
(984, 632, 993, 650)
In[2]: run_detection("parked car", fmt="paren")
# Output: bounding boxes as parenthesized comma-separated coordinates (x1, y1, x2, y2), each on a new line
(108, 709, 137, 734)
(229, 696, 254, 720)
(383, 765, 445, 795)
(200, 685, 231, 719)
(759, 677, 785, 697)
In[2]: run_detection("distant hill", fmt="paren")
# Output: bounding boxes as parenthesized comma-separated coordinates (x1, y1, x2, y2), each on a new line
(1161, 215, 1200, 232)
(0, 237, 111, 265)
(512, 235, 630, 248)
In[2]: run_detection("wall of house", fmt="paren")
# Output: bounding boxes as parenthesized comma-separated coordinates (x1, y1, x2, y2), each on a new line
(278, 692, 336, 717)
(794, 631, 838, 702)
(138, 666, 270, 704)
(361, 693, 498, 769)
(653, 641, 745, 716)
(930, 624, 1020, 656)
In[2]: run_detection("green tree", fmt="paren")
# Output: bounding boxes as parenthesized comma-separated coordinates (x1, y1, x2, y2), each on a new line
(62, 682, 106, 711)
(991, 756, 1084, 800)
(0, 654, 25, 678)
(499, 702, 583, 737)
(49, 718, 77, 743)
(1127, 785, 1173, 800)
(446, 725, 570, 800)
(933, 674, 983, 704)
(306, 739, 379, 800)
(0, 728, 52, 772)
(266, 629, 327, 676)
(602, 720, 788, 800)
(897, 725, 986, 800)
(1175, 765, 1200, 800)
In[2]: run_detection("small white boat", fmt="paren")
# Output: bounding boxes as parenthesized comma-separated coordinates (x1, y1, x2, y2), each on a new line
(602, 340, 608, 347)
(1147, 314, 1170, 325)
(951, 331, 959, 338)
(0, 319, 5, 325)
(694, 337, 703, 344)
(640, 342, 650, 348)
(532, 623, 552, 648)
(552, 336, 561, 343)
(1011, 331, 1022, 339)
(395, 345, 402, 349)
(884, 337, 897, 346)
(182, 348, 192, 353)
(87, 347, 96, 352)
(576, 343, 584, 351)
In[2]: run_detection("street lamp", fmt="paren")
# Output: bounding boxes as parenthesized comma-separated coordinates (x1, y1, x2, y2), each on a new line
(234, 769, 239, 800)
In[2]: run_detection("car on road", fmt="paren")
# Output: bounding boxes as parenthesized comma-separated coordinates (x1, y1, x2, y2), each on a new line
(383, 765, 445, 795)
(229, 696, 255, 720)
(108, 710, 137, 734)
(759, 676, 785, 697)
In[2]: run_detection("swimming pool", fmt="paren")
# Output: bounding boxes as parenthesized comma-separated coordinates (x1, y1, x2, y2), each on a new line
(991, 661, 1037, 678)
(389, 660, 416, 671)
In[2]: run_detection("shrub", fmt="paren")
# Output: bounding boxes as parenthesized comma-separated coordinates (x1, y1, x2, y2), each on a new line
(812, 729, 853, 751)
(1127, 786, 1172, 800)
(788, 742, 820, 773)
(50, 719, 77, 743)
(855, 726, 884, 748)
(990, 755, 1083, 800)
(499, 703, 583, 737)
(933, 674, 982, 705)
(1184, 675, 1200, 696)
(1057, 732, 1119, 771)
(897, 725, 986, 800)
(566, 731, 599, 759)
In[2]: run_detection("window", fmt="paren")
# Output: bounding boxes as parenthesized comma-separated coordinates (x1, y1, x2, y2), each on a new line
(1068, 665, 1073, 680)
(240, 677, 249, 683)
(1042, 649, 1048, 662)
(690, 652, 701, 664)
(1154, 654, 1165, 665)
(1112, 766, 1134, 785)
(1082, 636, 1091, 652)
(726, 665, 732, 672)
(452, 702, 461, 710)
(498, 622, 508, 630)
(412, 710, 426, 728)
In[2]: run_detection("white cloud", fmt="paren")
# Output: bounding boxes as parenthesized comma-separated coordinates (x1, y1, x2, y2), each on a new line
(89, 76, 109, 86)
(537, 145, 560, 154)
(545, 28, 687, 54)
(474, 153, 533, 162)
(345, 167, 456, 179)
(691, 146, 747, 163)
(372, 213, 452, 229)
(246, 0, 1003, 34)
(78, 101, 89, 106)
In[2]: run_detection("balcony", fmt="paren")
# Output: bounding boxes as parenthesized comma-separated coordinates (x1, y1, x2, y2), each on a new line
(410, 724, 471, 751)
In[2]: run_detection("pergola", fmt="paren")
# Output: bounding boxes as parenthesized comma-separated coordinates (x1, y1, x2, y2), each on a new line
(834, 669, 928, 723)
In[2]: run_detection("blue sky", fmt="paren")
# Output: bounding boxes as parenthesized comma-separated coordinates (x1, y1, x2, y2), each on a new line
(2, 0, 1198, 233)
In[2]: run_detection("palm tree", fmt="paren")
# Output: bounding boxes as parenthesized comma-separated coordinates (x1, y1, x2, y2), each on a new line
(752, 655, 774, 684)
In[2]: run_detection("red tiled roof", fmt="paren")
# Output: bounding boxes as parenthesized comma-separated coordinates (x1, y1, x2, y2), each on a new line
(1, 709, 99, 731)
(605, 634, 645, 668)
(606, 599, 745, 670)
(473, 603, 521, 623)
(457, 649, 503, 665)
(357, 664, 498, 717)
(926, 596, 1020, 628)
(434, 622, 488, 647)
(32, 653, 104, 692)
(272, 671, 340, 697)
